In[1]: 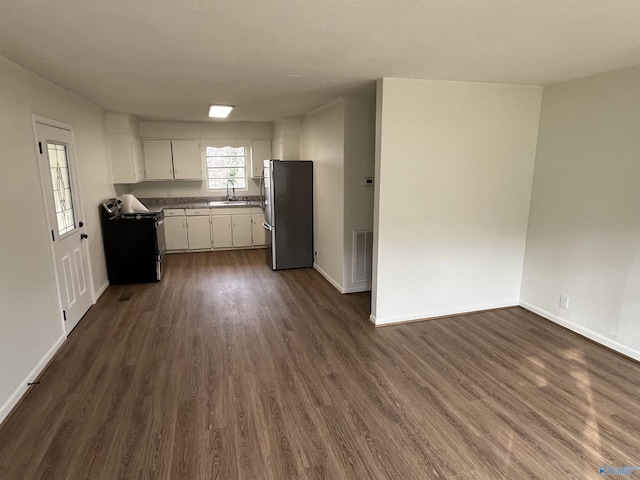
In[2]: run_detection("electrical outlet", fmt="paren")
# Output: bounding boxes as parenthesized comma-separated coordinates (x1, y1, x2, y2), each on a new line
(560, 295, 570, 309)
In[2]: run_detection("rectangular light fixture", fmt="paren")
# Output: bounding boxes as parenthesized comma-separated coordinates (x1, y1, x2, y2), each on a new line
(208, 105, 233, 118)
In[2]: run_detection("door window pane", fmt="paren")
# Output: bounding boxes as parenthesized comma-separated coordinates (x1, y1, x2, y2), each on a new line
(47, 143, 76, 236)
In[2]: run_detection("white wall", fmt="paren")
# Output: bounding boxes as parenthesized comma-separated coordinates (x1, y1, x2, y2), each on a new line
(272, 117, 301, 160)
(0, 55, 114, 422)
(343, 92, 376, 292)
(521, 66, 640, 361)
(372, 78, 542, 325)
(119, 120, 272, 198)
(301, 99, 345, 288)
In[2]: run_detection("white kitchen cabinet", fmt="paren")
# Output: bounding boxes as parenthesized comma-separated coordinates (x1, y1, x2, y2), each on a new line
(211, 215, 232, 249)
(232, 215, 252, 247)
(186, 214, 211, 250)
(251, 212, 269, 246)
(143, 139, 203, 181)
(172, 140, 202, 180)
(143, 139, 173, 180)
(164, 212, 188, 251)
(251, 139, 271, 179)
(109, 133, 146, 183)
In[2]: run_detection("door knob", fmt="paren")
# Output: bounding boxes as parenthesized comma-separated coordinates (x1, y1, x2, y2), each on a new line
(80, 233, 88, 240)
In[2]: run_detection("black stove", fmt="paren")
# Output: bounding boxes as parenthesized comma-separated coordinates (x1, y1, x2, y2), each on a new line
(100, 198, 166, 284)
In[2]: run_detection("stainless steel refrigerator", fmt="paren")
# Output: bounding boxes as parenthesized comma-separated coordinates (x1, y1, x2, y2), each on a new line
(261, 159, 313, 270)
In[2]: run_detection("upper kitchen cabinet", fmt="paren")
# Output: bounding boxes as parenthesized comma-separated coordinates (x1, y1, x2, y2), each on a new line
(106, 112, 146, 183)
(251, 139, 271, 178)
(109, 133, 146, 183)
(143, 139, 203, 181)
(172, 140, 203, 179)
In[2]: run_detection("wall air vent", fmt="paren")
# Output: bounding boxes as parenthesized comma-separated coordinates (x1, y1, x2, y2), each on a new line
(353, 230, 373, 283)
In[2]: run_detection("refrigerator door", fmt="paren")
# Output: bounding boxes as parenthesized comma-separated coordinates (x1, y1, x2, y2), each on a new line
(262, 221, 275, 269)
(271, 160, 313, 270)
(263, 159, 274, 227)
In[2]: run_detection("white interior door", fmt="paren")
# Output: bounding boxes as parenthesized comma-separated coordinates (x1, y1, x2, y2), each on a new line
(36, 122, 92, 335)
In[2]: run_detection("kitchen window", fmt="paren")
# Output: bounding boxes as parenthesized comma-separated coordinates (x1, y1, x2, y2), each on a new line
(206, 145, 247, 190)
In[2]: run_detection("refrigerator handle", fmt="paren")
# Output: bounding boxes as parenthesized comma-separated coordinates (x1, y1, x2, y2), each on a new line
(262, 221, 272, 231)
(259, 168, 264, 209)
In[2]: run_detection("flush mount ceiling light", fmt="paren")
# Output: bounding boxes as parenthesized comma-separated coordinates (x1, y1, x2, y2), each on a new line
(208, 105, 234, 118)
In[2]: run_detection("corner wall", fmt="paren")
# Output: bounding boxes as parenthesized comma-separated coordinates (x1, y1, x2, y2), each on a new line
(0, 55, 114, 423)
(372, 78, 542, 325)
(520, 66, 640, 360)
(300, 99, 345, 289)
(343, 92, 376, 292)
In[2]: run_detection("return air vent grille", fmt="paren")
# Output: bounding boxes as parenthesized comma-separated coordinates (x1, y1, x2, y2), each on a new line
(353, 230, 373, 283)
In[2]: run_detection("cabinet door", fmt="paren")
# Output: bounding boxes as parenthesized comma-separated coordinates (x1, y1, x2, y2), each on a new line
(172, 140, 203, 180)
(143, 139, 173, 180)
(251, 139, 271, 178)
(251, 213, 269, 246)
(186, 216, 212, 250)
(232, 215, 252, 247)
(165, 216, 188, 250)
(132, 136, 146, 182)
(211, 215, 232, 248)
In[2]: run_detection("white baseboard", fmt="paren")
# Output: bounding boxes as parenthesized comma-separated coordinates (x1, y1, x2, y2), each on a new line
(342, 283, 372, 294)
(313, 263, 344, 293)
(371, 301, 519, 327)
(312, 263, 372, 294)
(0, 334, 66, 425)
(519, 301, 640, 362)
(93, 281, 109, 303)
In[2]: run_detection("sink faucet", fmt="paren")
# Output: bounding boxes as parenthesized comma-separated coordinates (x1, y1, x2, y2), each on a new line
(226, 180, 236, 201)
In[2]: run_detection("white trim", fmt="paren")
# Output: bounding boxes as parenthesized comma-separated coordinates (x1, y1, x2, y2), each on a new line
(372, 301, 519, 326)
(313, 263, 372, 294)
(304, 97, 345, 117)
(313, 263, 344, 293)
(94, 281, 109, 303)
(343, 283, 372, 294)
(32, 114, 72, 131)
(519, 301, 640, 363)
(0, 335, 66, 425)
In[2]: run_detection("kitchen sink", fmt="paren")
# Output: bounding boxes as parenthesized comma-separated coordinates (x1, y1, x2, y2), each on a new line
(208, 200, 260, 207)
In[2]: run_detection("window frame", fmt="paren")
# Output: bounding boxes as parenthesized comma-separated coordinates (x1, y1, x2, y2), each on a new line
(204, 140, 250, 192)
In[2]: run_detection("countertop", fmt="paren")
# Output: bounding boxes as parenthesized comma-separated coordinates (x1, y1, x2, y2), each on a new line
(138, 196, 262, 211)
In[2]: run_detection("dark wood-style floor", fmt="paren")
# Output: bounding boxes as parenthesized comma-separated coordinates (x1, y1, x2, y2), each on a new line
(1, 249, 639, 479)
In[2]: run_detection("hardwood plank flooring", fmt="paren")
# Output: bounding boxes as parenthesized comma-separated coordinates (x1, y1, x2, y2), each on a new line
(1, 249, 639, 479)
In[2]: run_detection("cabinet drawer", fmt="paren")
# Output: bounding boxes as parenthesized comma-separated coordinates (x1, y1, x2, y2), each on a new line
(186, 208, 210, 216)
(164, 209, 185, 216)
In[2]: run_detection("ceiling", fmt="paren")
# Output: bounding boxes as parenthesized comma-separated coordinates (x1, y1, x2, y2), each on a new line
(1, 0, 639, 122)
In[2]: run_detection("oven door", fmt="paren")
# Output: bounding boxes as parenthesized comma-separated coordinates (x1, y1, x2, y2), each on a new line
(155, 215, 166, 260)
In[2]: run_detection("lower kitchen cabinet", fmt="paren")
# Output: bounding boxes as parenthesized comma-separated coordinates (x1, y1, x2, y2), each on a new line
(211, 215, 233, 249)
(165, 206, 269, 252)
(164, 214, 188, 251)
(232, 215, 252, 247)
(186, 215, 211, 250)
(251, 213, 269, 246)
